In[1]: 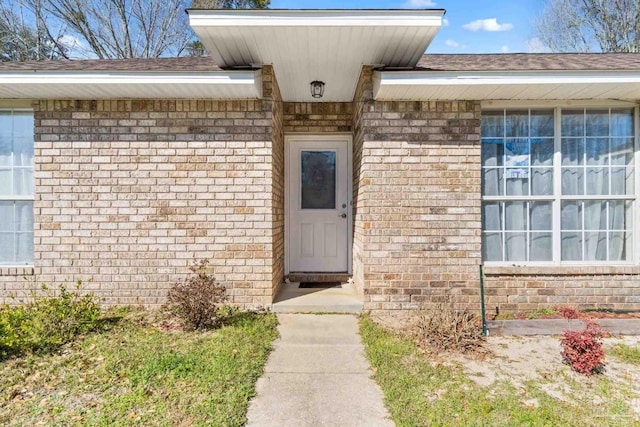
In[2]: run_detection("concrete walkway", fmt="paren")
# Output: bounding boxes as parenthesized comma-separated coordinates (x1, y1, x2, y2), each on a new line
(246, 314, 394, 427)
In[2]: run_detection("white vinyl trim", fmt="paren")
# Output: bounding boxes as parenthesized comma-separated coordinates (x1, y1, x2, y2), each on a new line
(188, 9, 445, 27)
(377, 70, 640, 86)
(483, 100, 640, 109)
(0, 71, 257, 85)
(0, 196, 35, 201)
(0, 70, 262, 100)
(375, 71, 640, 101)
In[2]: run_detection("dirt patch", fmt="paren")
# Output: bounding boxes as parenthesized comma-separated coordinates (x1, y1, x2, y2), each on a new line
(449, 335, 640, 419)
(370, 311, 418, 334)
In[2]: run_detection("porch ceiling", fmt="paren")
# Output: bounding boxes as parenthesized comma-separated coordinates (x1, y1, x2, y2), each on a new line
(374, 70, 640, 101)
(188, 9, 444, 102)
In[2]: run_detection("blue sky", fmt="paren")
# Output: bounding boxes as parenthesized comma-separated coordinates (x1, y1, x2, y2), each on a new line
(269, 0, 549, 54)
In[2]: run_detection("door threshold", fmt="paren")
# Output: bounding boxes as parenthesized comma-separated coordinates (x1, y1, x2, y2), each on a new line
(287, 273, 351, 283)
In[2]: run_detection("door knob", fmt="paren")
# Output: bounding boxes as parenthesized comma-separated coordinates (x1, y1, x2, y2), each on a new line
(340, 213, 347, 219)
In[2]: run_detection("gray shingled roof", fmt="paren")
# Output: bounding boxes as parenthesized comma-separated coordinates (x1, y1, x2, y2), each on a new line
(415, 53, 640, 71)
(0, 56, 223, 72)
(1, 53, 640, 73)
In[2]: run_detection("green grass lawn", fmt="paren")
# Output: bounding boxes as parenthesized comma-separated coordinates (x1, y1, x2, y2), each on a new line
(611, 344, 640, 366)
(360, 317, 636, 427)
(1, 309, 278, 427)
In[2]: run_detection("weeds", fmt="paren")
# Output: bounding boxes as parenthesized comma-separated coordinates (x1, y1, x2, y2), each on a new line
(527, 307, 558, 319)
(415, 299, 485, 354)
(610, 344, 640, 366)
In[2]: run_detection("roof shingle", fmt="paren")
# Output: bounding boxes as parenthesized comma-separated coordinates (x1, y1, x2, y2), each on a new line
(416, 53, 640, 71)
(0, 56, 222, 72)
(1, 53, 640, 73)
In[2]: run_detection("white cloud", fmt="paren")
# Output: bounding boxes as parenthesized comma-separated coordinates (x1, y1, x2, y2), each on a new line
(500, 45, 510, 53)
(526, 37, 550, 53)
(56, 34, 97, 59)
(462, 18, 513, 32)
(58, 35, 84, 50)
(445, 39, 460, 48)
(403, 0, 437, 8)
(442, 18, 450, 26)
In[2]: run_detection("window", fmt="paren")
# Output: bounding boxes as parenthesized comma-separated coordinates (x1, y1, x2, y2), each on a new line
(481, 107, 636, 264)
(0, 110, 34, 265)
(301, 151, 336, 209)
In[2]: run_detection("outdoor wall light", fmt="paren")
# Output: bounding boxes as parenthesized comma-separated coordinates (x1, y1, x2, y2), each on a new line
(310, 80, 325, 98)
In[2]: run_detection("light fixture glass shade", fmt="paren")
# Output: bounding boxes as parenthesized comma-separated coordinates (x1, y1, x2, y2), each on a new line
(310, 80, 325, 98)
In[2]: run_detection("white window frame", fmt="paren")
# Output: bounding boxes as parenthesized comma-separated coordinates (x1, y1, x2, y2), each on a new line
(0, 108, 35, 267)
(480, 100, 639, 267)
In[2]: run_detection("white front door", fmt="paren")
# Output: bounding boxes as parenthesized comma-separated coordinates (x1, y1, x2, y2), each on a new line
(287, 136, 350, 273)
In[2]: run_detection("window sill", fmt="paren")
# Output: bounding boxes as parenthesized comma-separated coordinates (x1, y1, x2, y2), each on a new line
(0, 266, 35, 276)
(483, 265, 640, 276)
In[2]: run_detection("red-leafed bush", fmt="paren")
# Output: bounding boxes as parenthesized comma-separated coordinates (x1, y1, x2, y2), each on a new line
(555, 305, 581, 320)
(560, 319, 607, 375)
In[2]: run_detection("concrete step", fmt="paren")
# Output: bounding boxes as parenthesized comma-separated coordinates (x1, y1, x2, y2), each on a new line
(271, 282, 363, 314)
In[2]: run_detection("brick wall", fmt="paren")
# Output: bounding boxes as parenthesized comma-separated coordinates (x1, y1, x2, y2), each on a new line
(0, 267, 37, 304)
(0, 75, 285, 307)
(353, 67, 482, 312)
(5, 64, 638, 313)
(263, 66, 285, 297)
(351, 67, 373, 299)
(283, 102, 352, 133)
(484, 266, 640, 313)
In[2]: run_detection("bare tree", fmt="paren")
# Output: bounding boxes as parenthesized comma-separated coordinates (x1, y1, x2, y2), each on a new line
(1, 0, 270, 60)
(0, 3, 63, 61)
(536, 0, 640, 52)
(16, 0, 194, 59)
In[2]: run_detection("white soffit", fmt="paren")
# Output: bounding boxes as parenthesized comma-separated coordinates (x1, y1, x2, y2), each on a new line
(189, 9, 444, 102)
(0, 71, 261, 99)
(374, 71, 640, 101)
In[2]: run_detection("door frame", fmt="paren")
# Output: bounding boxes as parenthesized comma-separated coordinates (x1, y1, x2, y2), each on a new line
(284, 134, 353, 275)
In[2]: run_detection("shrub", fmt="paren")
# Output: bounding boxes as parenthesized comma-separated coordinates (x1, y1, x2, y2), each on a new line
(0, 305, 29, 357)
(165, 259, 227, 331)
(527, 307, 557, 319)
(0, 283, 101, 358)
(555, 305, 582, 320)
(560, 319, 607, 375)
(415, 299, 485, 354)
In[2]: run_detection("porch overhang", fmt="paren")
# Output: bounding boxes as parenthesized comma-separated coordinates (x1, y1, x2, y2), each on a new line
(188, 9, 445, 102)
(0, 70, 261, 99)
(374, 70, 640, 101)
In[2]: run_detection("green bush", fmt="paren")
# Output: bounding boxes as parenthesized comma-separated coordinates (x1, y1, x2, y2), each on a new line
(0, 305, 29, 357)
(0, 283, 101, 359)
